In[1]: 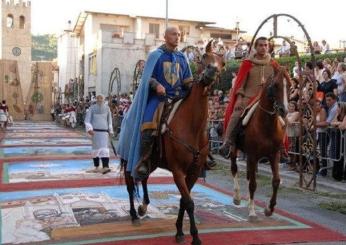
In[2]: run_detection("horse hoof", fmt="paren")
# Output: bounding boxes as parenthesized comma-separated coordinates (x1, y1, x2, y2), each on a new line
(138, 205, 147, 216)
(233, 199, 241, 206)
(175, 234, 185, 243)
(191, 238, 202, 245)
(132, 218, 141, 226)
(248, 215, 258, 222)
(264, 207, 273, 217)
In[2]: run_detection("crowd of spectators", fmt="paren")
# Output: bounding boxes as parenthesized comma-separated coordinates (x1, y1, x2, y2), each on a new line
(286, 58, 346, 181)
(53, 93, 133, 135)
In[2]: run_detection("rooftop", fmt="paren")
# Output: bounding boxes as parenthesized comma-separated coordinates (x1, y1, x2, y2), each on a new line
(73, 10, 244, 35)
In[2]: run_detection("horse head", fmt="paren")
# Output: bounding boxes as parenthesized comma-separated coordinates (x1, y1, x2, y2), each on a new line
(198, 40, 225, 86)
(264, 68, 290, 118)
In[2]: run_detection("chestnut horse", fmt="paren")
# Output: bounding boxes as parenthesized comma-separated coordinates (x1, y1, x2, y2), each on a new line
(230, 69, 289, 220)
(121, 40, 224, 245)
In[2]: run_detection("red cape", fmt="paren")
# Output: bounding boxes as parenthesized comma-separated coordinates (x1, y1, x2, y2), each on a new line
(224, 59, 281, 131)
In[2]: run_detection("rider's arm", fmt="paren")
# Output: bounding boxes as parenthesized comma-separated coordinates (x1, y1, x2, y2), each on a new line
(149, 77, 160, 91)
(182, 59, 193, 90)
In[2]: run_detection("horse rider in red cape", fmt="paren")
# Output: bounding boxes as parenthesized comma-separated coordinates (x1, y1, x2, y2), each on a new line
(220, 36, 290, 157)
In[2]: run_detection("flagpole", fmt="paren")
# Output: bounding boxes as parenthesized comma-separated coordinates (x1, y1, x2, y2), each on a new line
(165, 0, 168, 29)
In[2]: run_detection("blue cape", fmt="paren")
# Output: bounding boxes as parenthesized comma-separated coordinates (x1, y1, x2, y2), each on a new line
(116, 48, 163, 177)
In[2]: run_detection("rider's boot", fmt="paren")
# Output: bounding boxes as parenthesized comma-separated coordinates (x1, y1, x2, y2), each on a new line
(219, 117, 239, 159)
(135, 129, 155, 179)
(219, 140, 232, 159)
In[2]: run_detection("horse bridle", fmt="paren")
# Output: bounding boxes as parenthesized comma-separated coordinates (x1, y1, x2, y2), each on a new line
(195, 52, 222, 88)
(258, 74, 286, 116)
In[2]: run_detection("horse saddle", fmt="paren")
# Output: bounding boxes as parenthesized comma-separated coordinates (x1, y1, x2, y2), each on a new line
(150, 98, 184, 170)
(241, 100, 260, 127)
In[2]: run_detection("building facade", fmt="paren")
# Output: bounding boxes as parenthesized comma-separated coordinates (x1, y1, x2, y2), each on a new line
(57, 11, 245, 99)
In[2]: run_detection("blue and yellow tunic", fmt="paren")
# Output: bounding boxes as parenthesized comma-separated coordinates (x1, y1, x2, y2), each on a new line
(142, 46, 193, 131)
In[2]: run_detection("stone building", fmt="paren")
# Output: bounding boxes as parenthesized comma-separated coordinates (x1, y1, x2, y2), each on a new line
(0, 0, 31, 98)
(58, 11, 245, 99)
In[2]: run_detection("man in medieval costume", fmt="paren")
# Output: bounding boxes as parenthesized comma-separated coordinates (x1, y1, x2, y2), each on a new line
(85, 94, 113, 174)
(116, 26, 193, 179)
(220, 37, 285, 157)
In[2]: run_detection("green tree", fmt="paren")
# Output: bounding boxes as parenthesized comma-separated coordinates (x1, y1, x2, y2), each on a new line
(32, 34, 57, 61)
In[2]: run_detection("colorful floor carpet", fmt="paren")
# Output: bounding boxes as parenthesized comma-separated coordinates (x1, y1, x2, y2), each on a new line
(0, 122, 345, 245)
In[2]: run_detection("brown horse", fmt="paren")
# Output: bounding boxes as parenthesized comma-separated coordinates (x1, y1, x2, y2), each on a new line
(230, 69, 289, 220)
(121, 40, 224, 245)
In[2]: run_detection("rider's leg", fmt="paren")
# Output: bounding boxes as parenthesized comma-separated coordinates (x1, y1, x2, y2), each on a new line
(135, 129, 155, 179)
(219, 113, 241, 158)
(219, 98, 246, 158)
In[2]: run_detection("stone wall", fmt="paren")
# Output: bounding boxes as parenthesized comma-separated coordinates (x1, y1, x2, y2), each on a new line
(0, 59, 24, 120)
(26, 61, 54, 121)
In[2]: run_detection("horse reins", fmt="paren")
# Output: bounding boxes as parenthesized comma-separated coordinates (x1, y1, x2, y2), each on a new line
(166, 126, 209, 164)
(258, 103, 277, 116)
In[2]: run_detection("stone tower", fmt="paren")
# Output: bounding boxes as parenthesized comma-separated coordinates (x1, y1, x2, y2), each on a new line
(0, 0, 31, 98)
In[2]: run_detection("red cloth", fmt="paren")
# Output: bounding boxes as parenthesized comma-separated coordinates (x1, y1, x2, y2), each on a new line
(223, 59, 281, 131)
(64, 107, 75, 113)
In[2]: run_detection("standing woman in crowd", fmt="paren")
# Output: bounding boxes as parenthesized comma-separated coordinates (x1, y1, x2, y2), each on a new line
(330, 102, 346, 181)
(290, 78, 300, 102)
(313, 41, 322, 55)
(286, 101, 300, 170)
(317, 69, 337, 108)
(315, 61, 325, 82)
(315, 99, 329, 176)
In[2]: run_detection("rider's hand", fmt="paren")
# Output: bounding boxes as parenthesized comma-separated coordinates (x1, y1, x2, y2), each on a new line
(156, 84, 166, 96)
(88, 130, 94, 136)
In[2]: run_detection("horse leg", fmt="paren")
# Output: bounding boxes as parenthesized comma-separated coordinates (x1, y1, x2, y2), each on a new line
(247, 157, 257, 221)
(175, 197, 186, 244)
(174, 171, 201, 245)
(123, 160, 140, 225)
(265, 152, 281, 216)
(138, 178, 150, 216)
(230, 148, 241, 205)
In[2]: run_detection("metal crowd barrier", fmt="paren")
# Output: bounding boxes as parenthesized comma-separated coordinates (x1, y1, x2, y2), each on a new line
(287, 122, 346, 175)
(208, 119, 223, 154)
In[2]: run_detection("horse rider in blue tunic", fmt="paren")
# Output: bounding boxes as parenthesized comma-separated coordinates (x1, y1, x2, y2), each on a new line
(117, 27, 193, 179)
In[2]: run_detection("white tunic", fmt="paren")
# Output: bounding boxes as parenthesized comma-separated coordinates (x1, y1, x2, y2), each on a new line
(0, 109, 7, 122)
(84, 103, 113, 158)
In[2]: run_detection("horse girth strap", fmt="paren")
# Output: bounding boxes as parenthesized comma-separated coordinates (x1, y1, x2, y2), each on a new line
(165, 127, 208, 164)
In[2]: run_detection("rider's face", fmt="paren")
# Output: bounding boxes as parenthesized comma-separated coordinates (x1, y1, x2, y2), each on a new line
(255, 40, 269, 56)
(164, 27, 181, 48)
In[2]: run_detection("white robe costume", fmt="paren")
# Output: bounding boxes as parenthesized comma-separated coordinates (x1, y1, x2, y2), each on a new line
(84, 102, 113, 158)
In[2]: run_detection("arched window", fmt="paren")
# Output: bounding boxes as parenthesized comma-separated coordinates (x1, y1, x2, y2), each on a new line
(7, 14, 14, 28)
(19, 15, 25, 29)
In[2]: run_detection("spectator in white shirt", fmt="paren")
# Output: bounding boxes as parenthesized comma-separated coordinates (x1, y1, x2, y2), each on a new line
(321, 40, 330, 54)
(278, 40, 290, 57)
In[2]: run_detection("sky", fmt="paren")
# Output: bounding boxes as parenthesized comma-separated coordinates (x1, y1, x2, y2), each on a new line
(31, 0, 346, 48)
